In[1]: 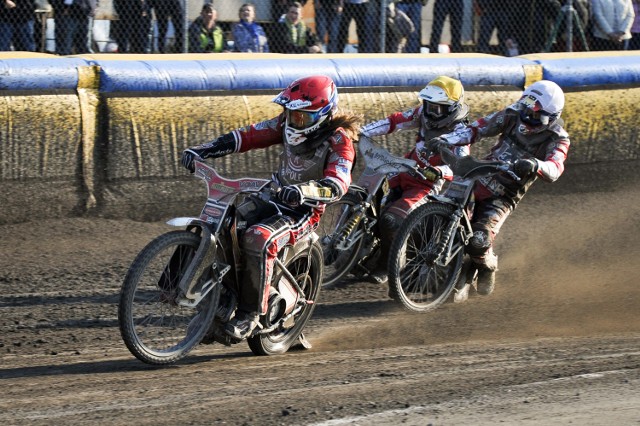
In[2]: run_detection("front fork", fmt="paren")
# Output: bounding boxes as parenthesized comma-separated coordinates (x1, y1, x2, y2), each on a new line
(166, 218, 230, 308)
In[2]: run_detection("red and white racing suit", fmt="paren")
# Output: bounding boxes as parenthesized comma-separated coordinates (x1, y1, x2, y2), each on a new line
(361, 104, 469, 257)
(190, 113, 355, 315)
(439, 105, 571, 270)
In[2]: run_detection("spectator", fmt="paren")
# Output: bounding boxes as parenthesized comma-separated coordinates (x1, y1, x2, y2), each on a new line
(232, 2, 269, 52)
(272, 0, 308, 21)
(0, 0, 37, 52)
(629, 0, 640, 49)
(50, 0, 96, 55)
(429, 0, 463, 53)
(476, 0, 511, 55)
(271, 1, 322, 53)
(188, 3, 225, 53)
(150, 0, 185, 53)
(395, 0, 426, 53)
(385, 1, 415, 53)
(336, 0, 373, 53)
(113, 0, 152, 53)
(590, 0, 634, 51)
(314, 0, 342, 53)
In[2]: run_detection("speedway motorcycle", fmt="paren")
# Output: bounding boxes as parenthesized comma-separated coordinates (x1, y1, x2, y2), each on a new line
(118, 160, 323, 365)
(317, 135, 429, 287)
(387, 143, 520, 312)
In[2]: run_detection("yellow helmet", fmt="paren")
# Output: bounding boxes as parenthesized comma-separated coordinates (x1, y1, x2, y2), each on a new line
(417, 76, 468, 129)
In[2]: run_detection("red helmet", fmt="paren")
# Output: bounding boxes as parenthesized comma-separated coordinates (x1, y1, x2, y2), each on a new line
(272, 75, 339, 146)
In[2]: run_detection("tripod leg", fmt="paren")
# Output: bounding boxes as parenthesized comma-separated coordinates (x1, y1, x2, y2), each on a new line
(572, 10, 590, 51)
(544, 12, 565, 53)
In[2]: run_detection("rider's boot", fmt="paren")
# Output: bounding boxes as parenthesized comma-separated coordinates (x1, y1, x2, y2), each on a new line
(474, 251, 498, 296)
(224, 310, 260, 340)
(476, 269, 496, 296)
(368, 267, 388, 285)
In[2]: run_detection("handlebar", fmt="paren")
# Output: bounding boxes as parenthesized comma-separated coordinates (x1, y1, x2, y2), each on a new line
(435, 142, 521, 182)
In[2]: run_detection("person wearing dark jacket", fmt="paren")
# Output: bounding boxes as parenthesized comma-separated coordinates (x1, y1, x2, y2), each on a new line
(0, 0, 37, 51)
(50, 0, 96, 55)
(270, 1, 322, 53)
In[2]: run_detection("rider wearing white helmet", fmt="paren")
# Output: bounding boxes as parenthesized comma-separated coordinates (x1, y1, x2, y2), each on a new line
(182, 75, 362, 339)
(360, 75, 471, 285)
(432, 80, 570, 298)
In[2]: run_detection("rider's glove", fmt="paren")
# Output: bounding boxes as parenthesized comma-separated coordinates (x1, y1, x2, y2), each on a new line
(420, 165, 443, 182)
(426, 137, 448, 153)
(181, 148, 205, 173)
(514, 158, 539, 179)
(278, 184, 305, 207)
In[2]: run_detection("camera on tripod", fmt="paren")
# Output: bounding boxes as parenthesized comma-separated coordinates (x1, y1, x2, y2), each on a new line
(543, 0, 590, 52)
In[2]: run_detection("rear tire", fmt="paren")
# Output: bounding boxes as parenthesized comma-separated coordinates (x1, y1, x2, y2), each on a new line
(118, 231, 220, 365)
(388, 203, 464, 312)
(317, 193, 366, 287)
(248, 242, 323, 355)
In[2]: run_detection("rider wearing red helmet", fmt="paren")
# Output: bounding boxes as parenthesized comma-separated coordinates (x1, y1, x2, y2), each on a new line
(431, 80, 570, 298)
(182, 75, 361, 339)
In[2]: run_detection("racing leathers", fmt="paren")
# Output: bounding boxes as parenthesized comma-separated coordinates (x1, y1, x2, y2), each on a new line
(183, 113, 355, 316)
(361, 103, 470, 265)
(436, 103, 570, 271)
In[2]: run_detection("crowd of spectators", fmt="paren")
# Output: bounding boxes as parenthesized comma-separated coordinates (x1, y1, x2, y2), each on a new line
(0, 0, 638, 55)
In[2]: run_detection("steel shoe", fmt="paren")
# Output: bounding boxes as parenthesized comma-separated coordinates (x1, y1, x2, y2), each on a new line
(224, 311, 260, 340)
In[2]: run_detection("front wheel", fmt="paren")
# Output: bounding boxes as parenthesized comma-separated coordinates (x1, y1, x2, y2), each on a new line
(118, 230, 220, 365)
(317, 193, 367, 287)
(388, 203, 464, 312)
(248, 242, 323, 356)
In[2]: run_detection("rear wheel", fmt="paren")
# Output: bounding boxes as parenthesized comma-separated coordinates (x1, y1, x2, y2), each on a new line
(248, 242, 323, 356)
(388, 203, 464, 312)
(118, 230, 220, 365)
(317, 193, 366, 287)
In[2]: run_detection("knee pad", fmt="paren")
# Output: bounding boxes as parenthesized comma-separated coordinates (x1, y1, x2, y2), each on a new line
(380, 211, 402, 232)
(467, 228, 492, 257)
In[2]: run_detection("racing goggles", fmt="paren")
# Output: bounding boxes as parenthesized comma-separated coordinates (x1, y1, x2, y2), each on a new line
(286, 109, 321, 130)
(423, 100, 449, 119)
(520, 107, 552, 127)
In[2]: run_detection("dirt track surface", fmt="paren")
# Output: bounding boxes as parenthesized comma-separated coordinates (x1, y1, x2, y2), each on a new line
(1, 161, 639, 425)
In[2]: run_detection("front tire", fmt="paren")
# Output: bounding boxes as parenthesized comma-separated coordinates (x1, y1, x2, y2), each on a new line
(388, 203, 464, 312)
(248, 242, 323, 355)
(118, 230, 220, 365)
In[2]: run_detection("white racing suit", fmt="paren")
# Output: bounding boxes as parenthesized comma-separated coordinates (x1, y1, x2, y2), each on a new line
(361, 103, 470, 261)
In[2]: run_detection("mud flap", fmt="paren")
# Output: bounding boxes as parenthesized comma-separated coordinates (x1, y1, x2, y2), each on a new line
(289, 332, 313, 351)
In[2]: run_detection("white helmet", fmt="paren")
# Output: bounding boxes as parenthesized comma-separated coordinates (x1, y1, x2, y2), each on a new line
(518, 80, 564, 133)
(417, 76, 468, 129)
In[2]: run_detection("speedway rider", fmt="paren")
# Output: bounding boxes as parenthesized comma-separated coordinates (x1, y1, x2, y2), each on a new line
(360, 75, 471, 285)
(431, 80, 570, 298)
(182, 75, 361, 339)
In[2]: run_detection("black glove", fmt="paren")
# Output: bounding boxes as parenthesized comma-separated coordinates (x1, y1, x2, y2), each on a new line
(181, 148, 204, 173)
(278, 185, 305, 207)
(426, 137, 447, 153)
(420, 165, 443, 182)
(514, 158, 538, 179)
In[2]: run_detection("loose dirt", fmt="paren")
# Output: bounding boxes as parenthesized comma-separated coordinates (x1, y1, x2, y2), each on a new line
(1, 160, 639, 425)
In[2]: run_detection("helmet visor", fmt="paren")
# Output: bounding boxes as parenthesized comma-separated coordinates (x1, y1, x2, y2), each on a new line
(286, 109, 321, 130)
(423, 100, 448, 119)
(520, 107, 550, 127)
